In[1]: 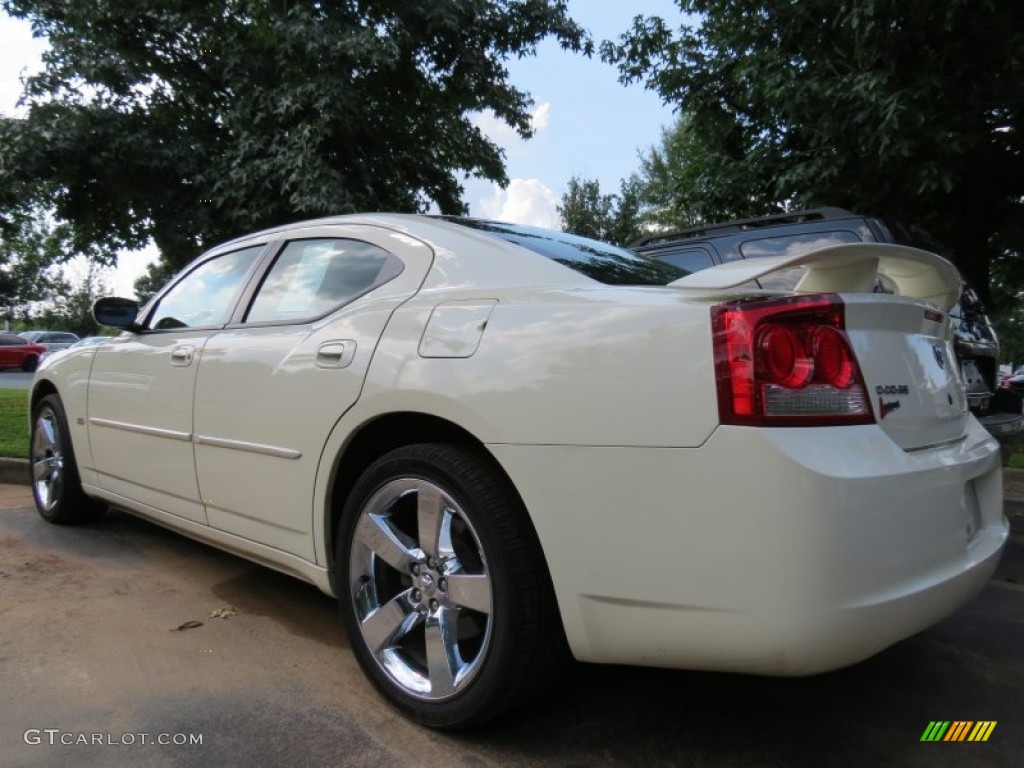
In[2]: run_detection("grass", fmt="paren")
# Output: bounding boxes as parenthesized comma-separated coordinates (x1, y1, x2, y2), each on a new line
(1010, 451, 1024, 469)
(0, 388, 29, 459)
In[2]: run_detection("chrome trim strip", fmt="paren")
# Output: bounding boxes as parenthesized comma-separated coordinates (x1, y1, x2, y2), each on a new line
(581, 594, 736, 613)
(89, 417, 192, 442)
(904, 434, 968, 453)
(193, 434, 302, 460)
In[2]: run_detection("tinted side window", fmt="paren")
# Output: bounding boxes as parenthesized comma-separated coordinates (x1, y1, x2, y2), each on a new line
(245, 239, 402, 324)
(739, 231, 862, 259)
(148, 245, 263, 330)
(441, 218, 688, 285)
(739, 231, 865, 291)
(654, 248, 715, 275)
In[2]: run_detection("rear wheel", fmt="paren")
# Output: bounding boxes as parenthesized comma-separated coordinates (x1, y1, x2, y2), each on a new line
(22, 355, 38, 372)
(30, 394, 105, 524)
(336, 443, 565, 728)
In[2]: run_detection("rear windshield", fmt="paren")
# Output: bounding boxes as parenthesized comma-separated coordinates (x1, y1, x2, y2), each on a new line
(440, 218, 688, 286)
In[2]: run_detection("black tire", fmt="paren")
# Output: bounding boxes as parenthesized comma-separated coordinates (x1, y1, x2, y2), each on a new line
(22, 355, 39, 372)
(336, 443, 566, 729)
(30, 394, 105, 525)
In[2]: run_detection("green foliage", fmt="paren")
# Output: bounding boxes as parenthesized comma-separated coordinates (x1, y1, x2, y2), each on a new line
(0, 214, 74, 323)
(602, 0, 1024, 304)
(634, 116, 784, 229)
(558, 175, 645, 246)
(34, 263, 108, 337)
(1, 0, 587, 271)
(133, 260, 177, 305)
(0, 388, 28, 459)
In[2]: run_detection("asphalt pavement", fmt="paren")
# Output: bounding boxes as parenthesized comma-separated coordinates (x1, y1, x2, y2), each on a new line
(0, 483, 1022, 767)
(0, 371, 34, 390)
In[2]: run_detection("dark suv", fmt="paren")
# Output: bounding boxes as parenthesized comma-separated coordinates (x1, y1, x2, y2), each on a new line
(630, 207, 1024, 443)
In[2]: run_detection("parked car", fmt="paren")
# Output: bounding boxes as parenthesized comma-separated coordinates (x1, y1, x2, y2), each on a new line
(0, 332, 46, 371)
(630, 208, 1024, 441)
(1005, 375, 1024, 396)
(18, 330, 81, 356)
(30, 215, 1008, 728)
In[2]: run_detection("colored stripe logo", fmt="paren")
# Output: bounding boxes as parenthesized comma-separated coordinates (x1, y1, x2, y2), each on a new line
(921, 721, 996, 742)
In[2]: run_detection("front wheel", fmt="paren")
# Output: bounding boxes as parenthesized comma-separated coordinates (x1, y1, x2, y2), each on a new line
(336, 443, 565, 728)
(30, 394, 105, 524)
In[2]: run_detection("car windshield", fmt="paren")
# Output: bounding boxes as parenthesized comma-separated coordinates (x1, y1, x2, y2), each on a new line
(439, 218, 689, 286)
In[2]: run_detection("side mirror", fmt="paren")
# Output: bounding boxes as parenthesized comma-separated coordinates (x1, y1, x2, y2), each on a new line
(92, 297, 141, 330)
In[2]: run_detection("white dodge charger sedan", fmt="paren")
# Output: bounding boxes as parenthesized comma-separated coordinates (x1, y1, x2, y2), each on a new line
(29, 214, 1007, 728)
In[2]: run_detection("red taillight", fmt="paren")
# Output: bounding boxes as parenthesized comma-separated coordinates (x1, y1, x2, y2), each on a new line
(812, 326, 856, 389)
(758, 325, 813, 388)
(712, 296, 874, 426)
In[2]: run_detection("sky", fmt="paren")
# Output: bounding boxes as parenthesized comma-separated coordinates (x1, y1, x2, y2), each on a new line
(0, 1, 684, 297)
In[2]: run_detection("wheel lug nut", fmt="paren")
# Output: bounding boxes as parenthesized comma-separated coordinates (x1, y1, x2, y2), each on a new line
(411, 589, 421, 602)
(438, 578, 447, 592)
(411, 563, 420, 575)
(430, 599, 439, 612)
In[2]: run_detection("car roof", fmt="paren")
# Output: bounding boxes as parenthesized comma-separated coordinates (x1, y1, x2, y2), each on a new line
(629, 208, 859, 249)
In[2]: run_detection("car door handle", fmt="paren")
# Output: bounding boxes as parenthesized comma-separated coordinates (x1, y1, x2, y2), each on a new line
(316, 341, 356, 369)
(170, 345, 195, 366)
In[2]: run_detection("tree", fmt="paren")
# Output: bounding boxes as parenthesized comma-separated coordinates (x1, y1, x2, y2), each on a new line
(0, 213, 74, 325)
(633, 116, 785, 229)
(559, 177, 614, 240)
(133, 261, 177, 306)
(36, 263, 109, 337)
(558, 175, 644, 246)
(602, 0, 1024, 304)
(1, 0, 587, 271)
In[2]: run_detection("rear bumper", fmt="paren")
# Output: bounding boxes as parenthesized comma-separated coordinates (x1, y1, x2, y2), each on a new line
(490, 418, 1007, 675)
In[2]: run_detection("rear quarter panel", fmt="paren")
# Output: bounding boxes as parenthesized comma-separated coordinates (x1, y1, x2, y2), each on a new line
(353, 286, 721, 448)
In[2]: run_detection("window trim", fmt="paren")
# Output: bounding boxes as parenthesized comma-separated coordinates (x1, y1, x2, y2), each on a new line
(651, 245, 719, 273)
(140, 242, 273, 334)
(230, 237, 406, 329)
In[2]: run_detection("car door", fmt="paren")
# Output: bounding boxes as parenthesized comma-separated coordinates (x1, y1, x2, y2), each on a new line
(191, 225, 433, 559)
(0, 334, 21, 367)
(87, 244, 267, 523)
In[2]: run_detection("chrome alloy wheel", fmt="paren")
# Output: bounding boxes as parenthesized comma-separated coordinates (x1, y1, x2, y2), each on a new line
(31, 405, 64, 514)
(349, 478, 493, 700)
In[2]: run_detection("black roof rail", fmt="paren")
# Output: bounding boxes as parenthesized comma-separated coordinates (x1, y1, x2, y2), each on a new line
(628, 207, 857, 248)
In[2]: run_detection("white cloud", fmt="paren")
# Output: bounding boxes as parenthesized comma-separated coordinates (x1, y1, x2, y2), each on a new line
(530, 102, 550, 133)
(478, 178, 560, 229)
(472, 101, 552, 157)
(61, 243, 160, 300)
(0, 15, 46, 116)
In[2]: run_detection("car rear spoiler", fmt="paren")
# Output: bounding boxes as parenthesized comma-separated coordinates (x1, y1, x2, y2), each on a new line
(667, 243, 962, 312)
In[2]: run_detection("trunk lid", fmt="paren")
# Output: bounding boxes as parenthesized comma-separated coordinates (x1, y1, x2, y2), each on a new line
(672, 243, 971, 451)
(843, 296, 969, 450)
